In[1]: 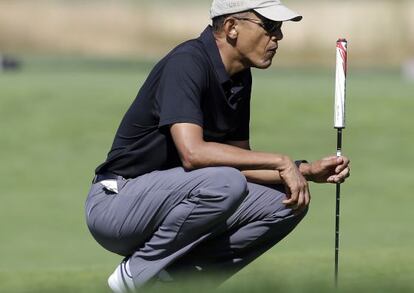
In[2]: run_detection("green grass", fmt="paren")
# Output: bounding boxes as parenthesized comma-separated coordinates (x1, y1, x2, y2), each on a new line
(1, 56, 413, 292)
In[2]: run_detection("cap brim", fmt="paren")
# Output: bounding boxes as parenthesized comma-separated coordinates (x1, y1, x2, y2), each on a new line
(254, 5, 302, 22)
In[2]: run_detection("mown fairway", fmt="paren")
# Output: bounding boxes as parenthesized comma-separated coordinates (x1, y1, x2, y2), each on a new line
(1, 57, 413, 292)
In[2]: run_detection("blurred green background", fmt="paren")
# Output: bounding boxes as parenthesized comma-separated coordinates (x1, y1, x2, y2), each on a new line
(1, 0, 414, 292)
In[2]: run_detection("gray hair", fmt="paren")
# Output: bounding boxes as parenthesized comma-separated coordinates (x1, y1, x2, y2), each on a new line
(212, 10, 253, 32)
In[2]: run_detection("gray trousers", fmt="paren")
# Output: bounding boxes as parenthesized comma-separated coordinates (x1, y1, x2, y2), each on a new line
(85, 167, 308, 287)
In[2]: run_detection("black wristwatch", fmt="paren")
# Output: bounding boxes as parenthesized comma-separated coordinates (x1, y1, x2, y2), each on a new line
(295, 160, 308, 168)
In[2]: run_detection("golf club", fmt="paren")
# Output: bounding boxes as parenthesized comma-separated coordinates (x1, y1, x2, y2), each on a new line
(334, 38, 347, 288)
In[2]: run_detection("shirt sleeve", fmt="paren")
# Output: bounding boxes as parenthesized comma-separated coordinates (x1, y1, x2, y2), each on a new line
(157, 53, 206, 128)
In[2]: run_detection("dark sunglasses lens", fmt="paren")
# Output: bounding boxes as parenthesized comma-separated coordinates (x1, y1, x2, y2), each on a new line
(264, 21, 282, 33)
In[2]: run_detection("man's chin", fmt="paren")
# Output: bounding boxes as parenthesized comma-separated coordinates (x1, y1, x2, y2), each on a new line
(254, 59, 273, 69)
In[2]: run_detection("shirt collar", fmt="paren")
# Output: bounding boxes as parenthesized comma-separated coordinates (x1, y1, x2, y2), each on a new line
(199, 26, 231, 85)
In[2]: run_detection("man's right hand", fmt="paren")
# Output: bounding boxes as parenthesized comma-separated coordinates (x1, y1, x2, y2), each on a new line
(278, 157, 310, 211)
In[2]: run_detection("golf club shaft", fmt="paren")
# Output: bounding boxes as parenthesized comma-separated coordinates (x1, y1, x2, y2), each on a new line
(334, 38, 347, 288)
(335, 128, 342, 288)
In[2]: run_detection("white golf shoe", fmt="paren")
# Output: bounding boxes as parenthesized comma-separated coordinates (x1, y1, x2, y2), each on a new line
(108, 258, 136, 293)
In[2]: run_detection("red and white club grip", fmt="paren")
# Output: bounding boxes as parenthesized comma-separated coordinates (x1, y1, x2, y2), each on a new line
(334, 39, 347, 129)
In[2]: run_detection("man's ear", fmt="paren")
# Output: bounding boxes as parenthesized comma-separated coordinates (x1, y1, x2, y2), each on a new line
(223, 18, 238, 40)
(229, 28, 238, 39)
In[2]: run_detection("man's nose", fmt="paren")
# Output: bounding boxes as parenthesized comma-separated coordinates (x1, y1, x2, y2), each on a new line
(271, 29, 283, 41)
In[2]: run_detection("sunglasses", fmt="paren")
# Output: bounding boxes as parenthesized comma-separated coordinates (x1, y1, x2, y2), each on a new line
(233, 17, 283, 34)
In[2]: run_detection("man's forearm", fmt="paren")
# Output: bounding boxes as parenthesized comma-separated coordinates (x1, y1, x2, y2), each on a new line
(242, 170, 283, 184)
(242, 163, 313, 185)
(182, 141, 289, 171)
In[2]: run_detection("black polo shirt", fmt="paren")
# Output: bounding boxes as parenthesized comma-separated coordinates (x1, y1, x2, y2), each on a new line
(95, 26, 252, 178)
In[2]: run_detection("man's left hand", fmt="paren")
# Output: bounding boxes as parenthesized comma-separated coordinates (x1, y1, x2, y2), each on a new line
(307, 156, 351, 184)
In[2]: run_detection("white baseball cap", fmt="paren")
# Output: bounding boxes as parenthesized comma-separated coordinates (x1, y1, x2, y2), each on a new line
(210, 0, 302, 22)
